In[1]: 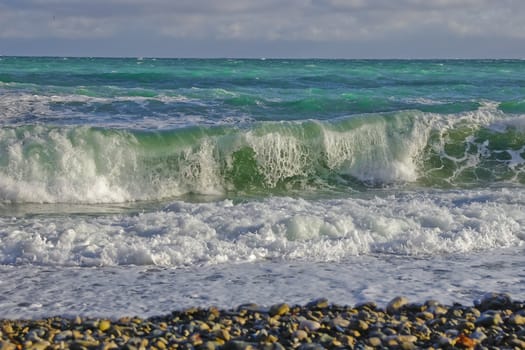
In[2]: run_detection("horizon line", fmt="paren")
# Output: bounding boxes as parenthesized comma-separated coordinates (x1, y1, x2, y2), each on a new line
(2, 54, 524, 60)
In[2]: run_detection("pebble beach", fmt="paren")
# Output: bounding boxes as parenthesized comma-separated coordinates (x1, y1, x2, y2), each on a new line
(2, 293, 525, 350)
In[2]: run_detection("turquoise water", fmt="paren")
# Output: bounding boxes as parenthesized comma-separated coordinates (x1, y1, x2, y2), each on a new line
(2, 58, 525, 202)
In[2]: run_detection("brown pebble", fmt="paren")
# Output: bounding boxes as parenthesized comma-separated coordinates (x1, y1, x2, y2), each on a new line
(368, 337, 382, 347)
(0, 341, 17, 350)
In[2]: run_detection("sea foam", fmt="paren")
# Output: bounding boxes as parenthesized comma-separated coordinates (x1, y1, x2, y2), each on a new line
(1, 188, 523, 267)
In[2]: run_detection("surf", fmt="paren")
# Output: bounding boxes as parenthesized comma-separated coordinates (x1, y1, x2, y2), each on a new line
(0, 104, 524, 204)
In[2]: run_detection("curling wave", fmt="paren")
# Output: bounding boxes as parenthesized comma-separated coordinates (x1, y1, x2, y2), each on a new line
(1, 105, 525, 203)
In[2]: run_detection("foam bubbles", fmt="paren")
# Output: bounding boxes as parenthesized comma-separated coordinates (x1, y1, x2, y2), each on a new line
(1, 188, 524, 267)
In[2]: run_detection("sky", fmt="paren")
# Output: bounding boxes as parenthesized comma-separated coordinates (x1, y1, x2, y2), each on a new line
(1, 0, 524, 58)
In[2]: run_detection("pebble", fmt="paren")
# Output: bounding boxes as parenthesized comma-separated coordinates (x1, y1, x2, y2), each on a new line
(306, 298, 329, 309)
(98, 319, 111, 332)
(269, 303, 290, 317)
(299, 319, 321, 332)
(475, 292, 513, 311)
(331, 316, 349, 328)
(368, 336, 382, 346)
(387, 296, 409, 314)
(293, 329, 308, 341)
(511, 313, 525, 325)
(475, 311, 503, 327)
(1, 294, 525, 349)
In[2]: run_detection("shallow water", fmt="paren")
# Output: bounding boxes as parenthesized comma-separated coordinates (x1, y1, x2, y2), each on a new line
(1, 246, 524, 319)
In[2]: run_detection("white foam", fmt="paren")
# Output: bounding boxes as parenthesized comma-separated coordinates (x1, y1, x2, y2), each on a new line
(1, 246, 524, 319)
(1, 188, 524, 267)
(247, 131, 311, 187)
(0, 126, 140, 203)
(489, 114, 525, 133)
(0, 92, 254, 129)
(321, 117, 428, 183)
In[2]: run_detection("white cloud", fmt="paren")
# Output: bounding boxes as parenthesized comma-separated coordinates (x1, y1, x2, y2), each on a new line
(2, 0, 525, 40)
(0, 0, 524, 56)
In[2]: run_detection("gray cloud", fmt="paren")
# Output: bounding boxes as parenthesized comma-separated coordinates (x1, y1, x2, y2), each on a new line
(1, 0, 524, 57)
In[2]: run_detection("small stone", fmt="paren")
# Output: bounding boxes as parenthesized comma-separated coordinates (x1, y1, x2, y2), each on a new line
(511, 313, 525, 325)
(72, 330, 84, 340)
(233, 316, 246, 326)
(202, 341, 218, 350)
(511, 339, 525, 348)
(331, 316, 350, 328)
(397, 335, 417, 343)
(293, 329, 308, 341)
(368, 337, 382, 347)
(306, 298, 329, 309)
(269, 343, 286, 350)
(475, 311, 502, 327)
(355, 301, 377, 310)
(331, 339, 343, 347)
(217, 328, 231, 341)
(428, 305, 448, 316)
(101, 341, 119, 350)
(269, 303, 290, 317)
(54, 330, 73, 341)
(27, 328, 46, 342)
(401, 342, 416, 350)
(445, 329, 459, 338)
(197, 321, 210, 332)
(340, 335, 356, 347)
(455, 333, 477, 348)
(298, 343, 325, 350)
(386, 338, 399, 347)
(190, 333, 203, 346)
(460, 321, 476, 331)
(475, 292, 512, 311)
(413, 324, 431, 339)
(98, 319, 111, 332)
(356, 319, 368, 331)
(27, 341, 51, 350)
(155, 340, 167, 350)
(266, 334, 278, 343)
(387, 296, 409, 314)
(224, 340, 256, 350)
(1, 323, 14, 335)
(268, 316, 280, 327)
(0, 342, 17, 350)
(299, 320, 321, 332)
(416, 311, 434, 320)
(72, 340, 100, 348)
(436, 335, 455, 347)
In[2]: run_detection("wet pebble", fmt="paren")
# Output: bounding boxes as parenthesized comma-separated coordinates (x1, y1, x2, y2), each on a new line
(1, 295, 525, 349)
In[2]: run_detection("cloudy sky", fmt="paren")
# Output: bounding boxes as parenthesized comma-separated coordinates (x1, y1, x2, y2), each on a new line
(1, 0, 524, 58)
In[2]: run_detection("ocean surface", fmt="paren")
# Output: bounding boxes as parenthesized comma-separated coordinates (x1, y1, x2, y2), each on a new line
(1, 57, 525, 318)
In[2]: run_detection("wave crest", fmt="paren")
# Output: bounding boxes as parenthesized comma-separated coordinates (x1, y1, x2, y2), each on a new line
(1, 107, 525, 203)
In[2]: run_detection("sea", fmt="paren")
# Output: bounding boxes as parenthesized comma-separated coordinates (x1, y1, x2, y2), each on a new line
(1, 57, 524, 319)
